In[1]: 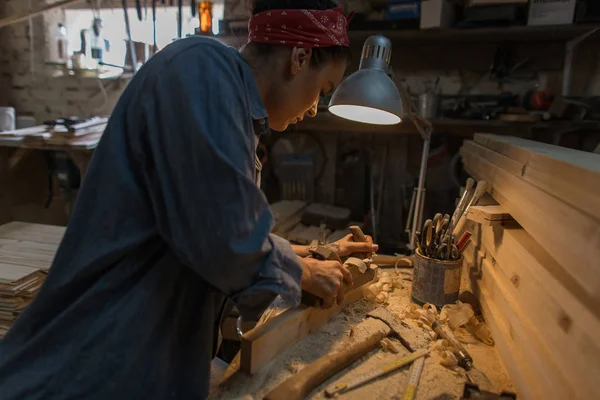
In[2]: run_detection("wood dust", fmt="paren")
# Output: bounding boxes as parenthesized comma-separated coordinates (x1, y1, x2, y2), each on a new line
(212, 268, 513, 400)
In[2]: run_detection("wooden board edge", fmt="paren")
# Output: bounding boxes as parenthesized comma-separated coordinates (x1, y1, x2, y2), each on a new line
(240, 288, 364, 374)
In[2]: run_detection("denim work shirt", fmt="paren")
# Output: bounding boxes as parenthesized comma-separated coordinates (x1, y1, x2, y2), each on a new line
(0, 37, 302, 399)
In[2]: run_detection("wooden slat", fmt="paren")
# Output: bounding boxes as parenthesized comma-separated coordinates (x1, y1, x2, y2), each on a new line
(0, 254, 53, 270)
(466, 205, 515, 226)
(464, 249, 553, 400)
(0, 222, 65, 245)
(240, 288, 363, 374)
(474, 134, 600, 184)
(460, 146, 600, 303)
(465, 139, 600, 219)
(0, 263, 39, 284)
(469, 224, 600, 399)
(0, 238, 59, 253)
(0, 246, 55, 263)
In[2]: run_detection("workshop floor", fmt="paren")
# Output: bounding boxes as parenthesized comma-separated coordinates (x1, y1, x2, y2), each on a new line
(213, 268, 514, 400)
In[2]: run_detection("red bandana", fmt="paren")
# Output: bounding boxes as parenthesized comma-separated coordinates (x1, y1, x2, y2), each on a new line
(248, 7, 353, 48)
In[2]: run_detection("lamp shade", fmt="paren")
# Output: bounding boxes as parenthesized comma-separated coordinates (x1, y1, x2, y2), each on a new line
(328, 35, 403, 125)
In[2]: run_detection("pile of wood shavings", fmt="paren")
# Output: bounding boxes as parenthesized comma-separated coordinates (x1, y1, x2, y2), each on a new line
(214, 268, 513, 399)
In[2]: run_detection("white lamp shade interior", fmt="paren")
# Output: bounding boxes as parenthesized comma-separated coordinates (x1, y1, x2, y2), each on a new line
(329, 104, 401, 125)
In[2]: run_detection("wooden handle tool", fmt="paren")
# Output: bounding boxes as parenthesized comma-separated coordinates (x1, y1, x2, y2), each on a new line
(349, 225, 369, 259)
(452, 181, 488, 240)
(264, 322, 390, 400)
(265, 307, 429, 400)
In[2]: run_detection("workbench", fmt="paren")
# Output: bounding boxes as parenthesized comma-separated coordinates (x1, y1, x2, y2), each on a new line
(0, 136, 97, 179)
(212, 272, 512, 400)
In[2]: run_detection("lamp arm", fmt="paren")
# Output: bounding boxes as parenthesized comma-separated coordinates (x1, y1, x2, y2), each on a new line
(396, 82, 432, 141)
(395, 81, 433, 251)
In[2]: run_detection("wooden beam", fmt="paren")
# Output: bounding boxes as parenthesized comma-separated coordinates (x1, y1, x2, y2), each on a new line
(0, 0, 85, 29)
(466, 225, 600, 399)
(463, 247, 539, 400)
(474, 134, 600, 187)
(460, 147, 600, 304)
(466, 205, 515, 226)
(240, 288, 363, 374)
(465, 139, 600, 219)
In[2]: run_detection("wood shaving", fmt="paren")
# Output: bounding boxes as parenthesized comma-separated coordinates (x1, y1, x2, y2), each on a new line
(286, 359, 305, 374)
(375, 291, 389, 304)
(380, 338, 400, 353)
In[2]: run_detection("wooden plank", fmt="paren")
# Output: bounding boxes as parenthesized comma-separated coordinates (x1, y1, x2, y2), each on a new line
(472, 224, 600, 394)
(465, 139, 600, 219)
(479, 254, 581, 399)
(0, 255, 55, 270)
(466, 205, 515, 226)
(463, 249, 543, 400)
(460, 147, 600, 303)
(474, 134, 600, 184)
(0, 238, 59, 253)
(0, 263, 39, 284)
(0, 247, 55, 263)
(469, 228, 600, 399)
(240, 288, 363, 374)
(0, 222, 65, 245)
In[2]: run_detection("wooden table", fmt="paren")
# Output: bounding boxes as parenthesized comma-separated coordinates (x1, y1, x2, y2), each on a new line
(0, 138, 96, 179)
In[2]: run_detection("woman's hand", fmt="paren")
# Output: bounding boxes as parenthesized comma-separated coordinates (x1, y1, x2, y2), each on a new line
(327, 234, 378, 258)
(300, 257, 353, 309)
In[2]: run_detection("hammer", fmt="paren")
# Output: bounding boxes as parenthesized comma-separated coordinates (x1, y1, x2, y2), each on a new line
(264, 307, 429, 400)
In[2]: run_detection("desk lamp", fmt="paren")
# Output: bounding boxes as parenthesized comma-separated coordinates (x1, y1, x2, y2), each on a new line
(328, 35, 433, 251)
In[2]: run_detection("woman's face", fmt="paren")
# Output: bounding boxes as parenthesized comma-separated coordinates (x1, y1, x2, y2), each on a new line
(265, 48, 347, 132)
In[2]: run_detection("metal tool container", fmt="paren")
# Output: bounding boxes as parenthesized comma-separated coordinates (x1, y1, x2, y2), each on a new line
(411, 248, 462, 308)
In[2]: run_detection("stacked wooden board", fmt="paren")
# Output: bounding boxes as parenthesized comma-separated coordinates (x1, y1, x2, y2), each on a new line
(0, 117, 107, 149)
(0, 222, 65, 339)
(459, 134, 600, 400)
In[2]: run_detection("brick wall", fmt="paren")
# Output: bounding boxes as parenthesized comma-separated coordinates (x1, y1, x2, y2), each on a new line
(1, 0, 125, 125)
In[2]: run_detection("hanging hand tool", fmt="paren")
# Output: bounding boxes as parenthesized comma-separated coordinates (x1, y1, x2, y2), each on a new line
(135, 0, 143, 21)
(324, 349, 430, 397)
(177, 0, 183, 38)
(263, 307, 429, 400)
(144, 0, 148, 20)
(447, 178, 475, 237)
(452, 181, 489, 240)
(152, 0, 157, 54)
(122, 0, 138, 73)
(191, 0, 197, 18)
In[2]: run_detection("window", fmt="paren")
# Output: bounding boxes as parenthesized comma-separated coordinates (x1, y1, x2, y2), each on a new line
(64, 4, 224, 70)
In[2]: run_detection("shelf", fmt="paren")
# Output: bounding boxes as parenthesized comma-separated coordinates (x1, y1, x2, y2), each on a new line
(215, 23, 600, 47)
(292, 112, 600, 137)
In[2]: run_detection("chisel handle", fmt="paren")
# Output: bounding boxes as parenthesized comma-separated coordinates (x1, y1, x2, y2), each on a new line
(264, 328, 389, 400)
(349, 225, 369, 259)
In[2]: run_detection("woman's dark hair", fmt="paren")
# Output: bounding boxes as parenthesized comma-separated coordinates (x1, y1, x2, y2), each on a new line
(249, 0, 352, 68)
